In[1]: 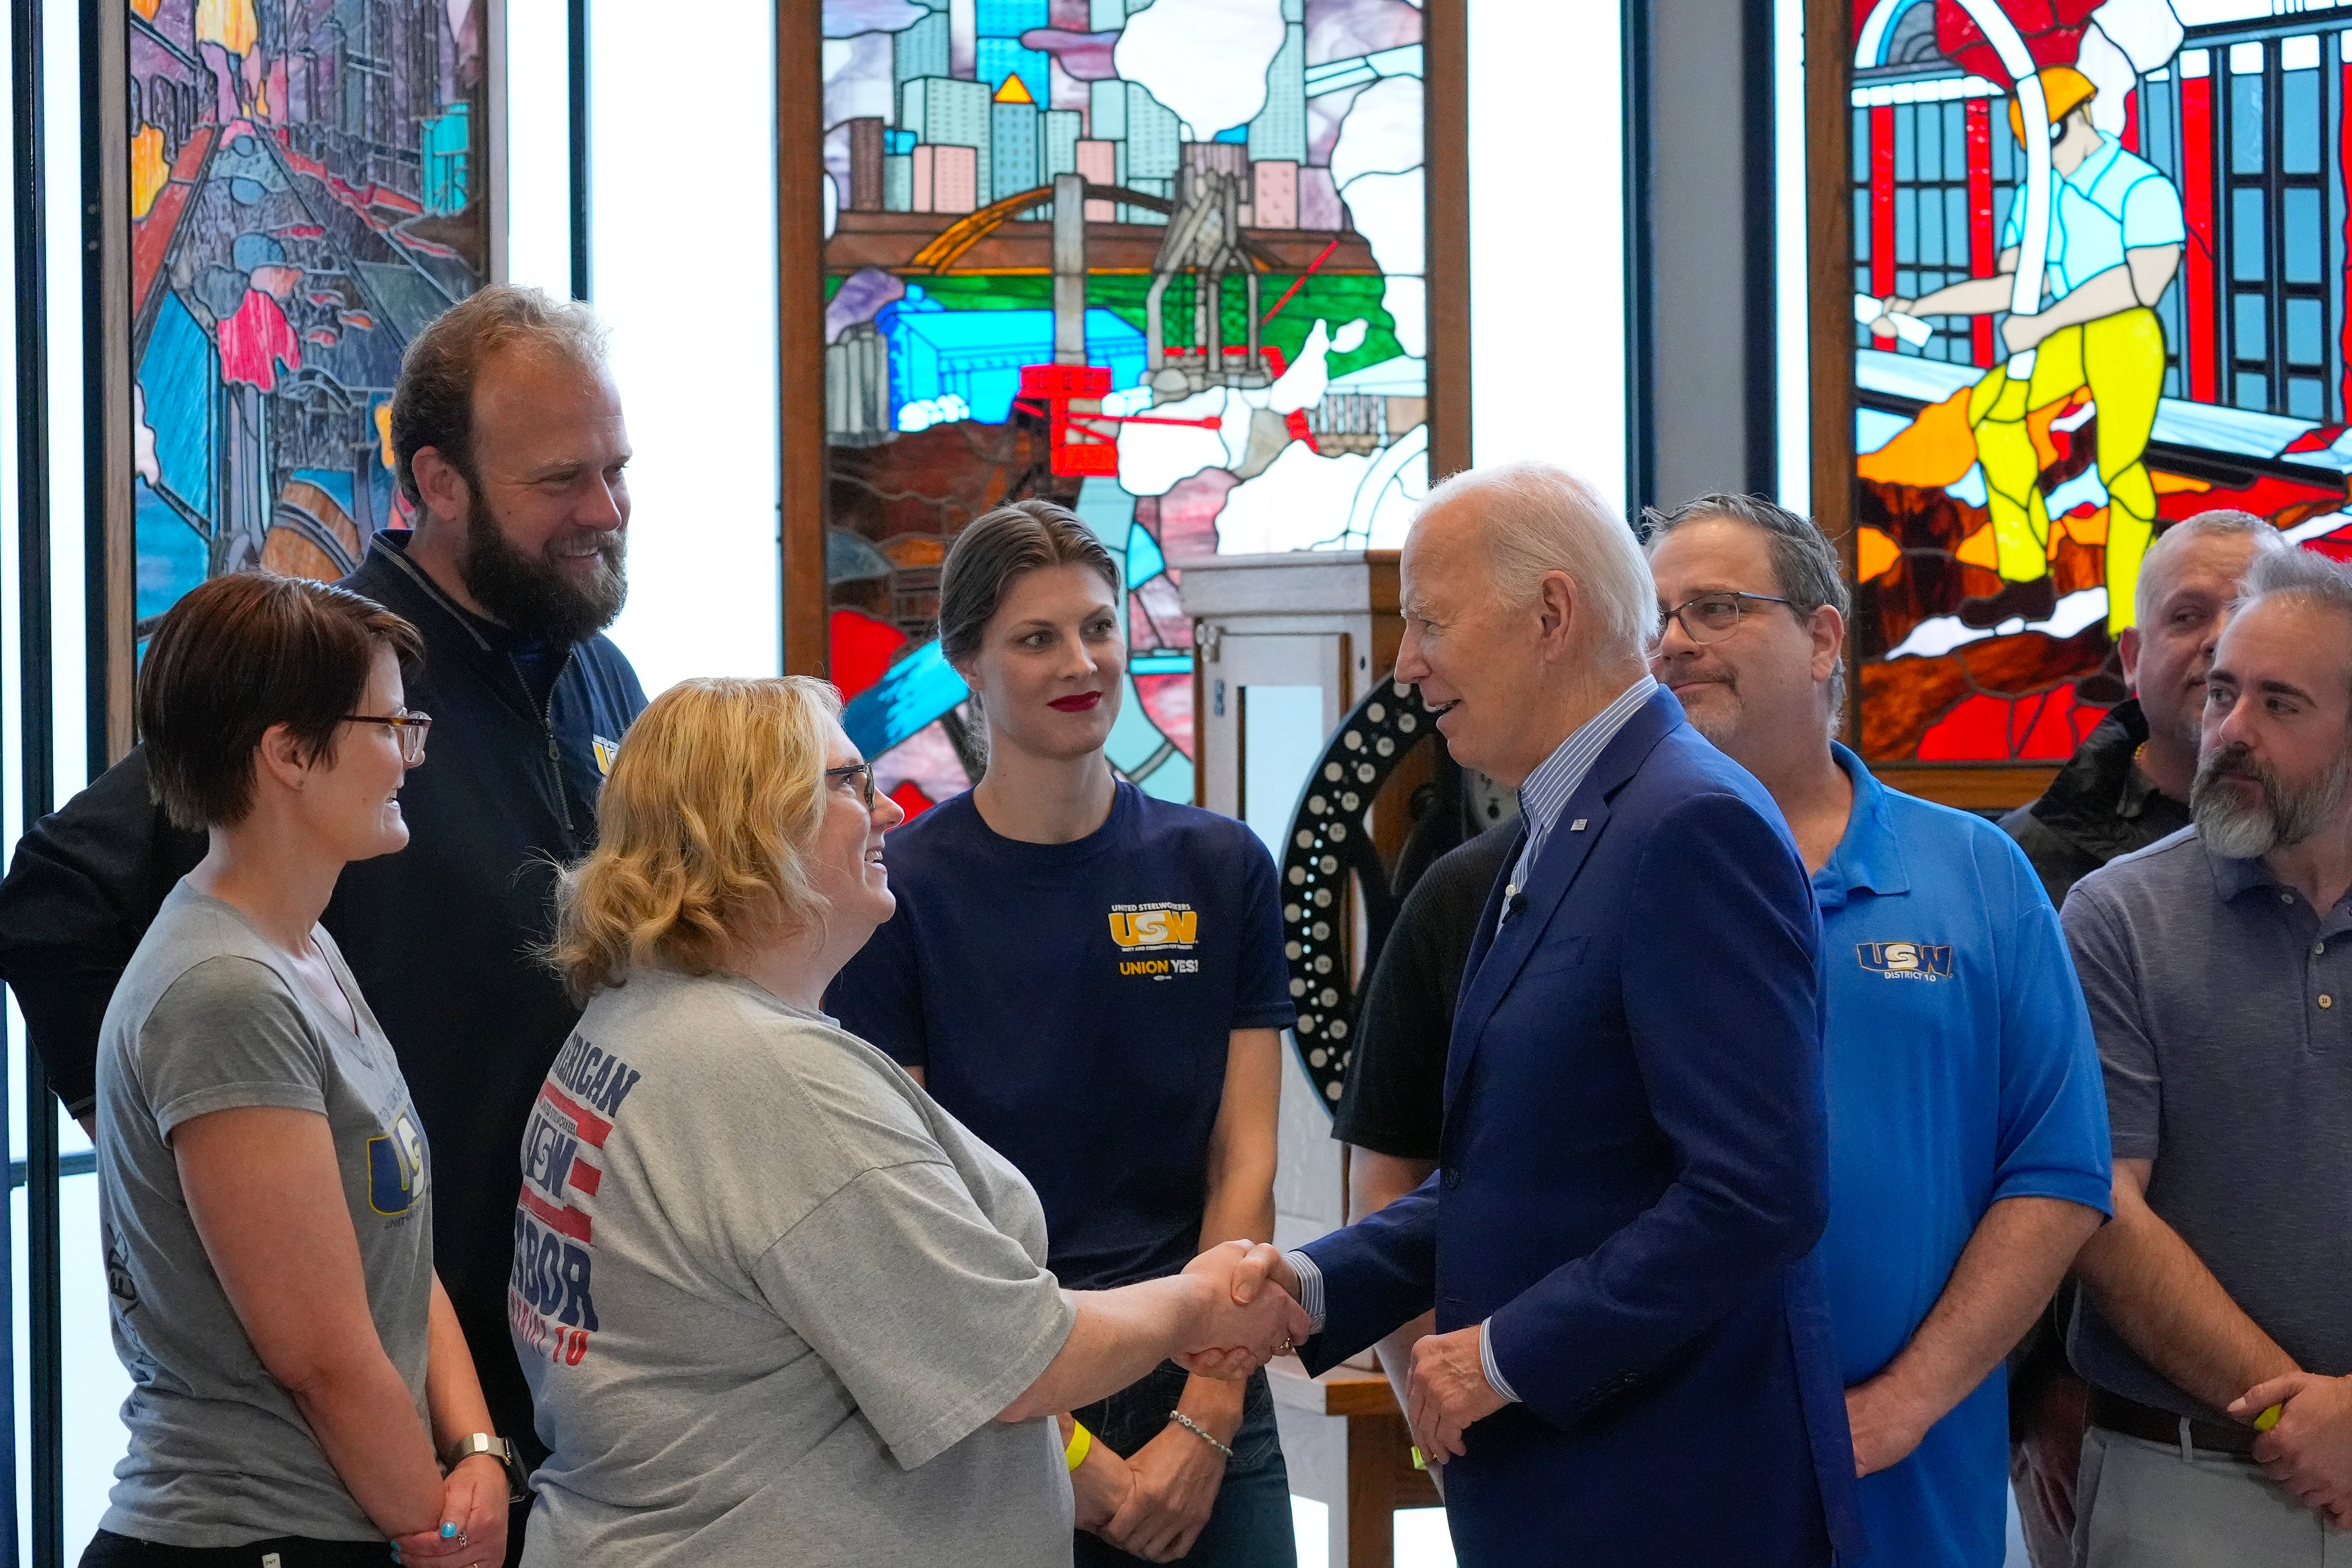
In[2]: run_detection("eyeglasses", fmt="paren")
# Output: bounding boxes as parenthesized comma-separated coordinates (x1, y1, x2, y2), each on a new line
(825, 761, 877, 809)
(343, 708, 431, 764)
(1654, 591, 1795, 648)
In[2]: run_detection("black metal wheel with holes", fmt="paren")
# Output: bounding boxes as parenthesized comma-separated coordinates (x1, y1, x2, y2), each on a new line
(1278, 676, 1442, 1114)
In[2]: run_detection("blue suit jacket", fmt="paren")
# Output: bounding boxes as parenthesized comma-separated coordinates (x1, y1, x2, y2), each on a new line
(1299, 689, 1864, 1565)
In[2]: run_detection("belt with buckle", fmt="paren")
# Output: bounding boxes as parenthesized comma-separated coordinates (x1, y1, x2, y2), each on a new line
(2088, 1388, 2260, 1458)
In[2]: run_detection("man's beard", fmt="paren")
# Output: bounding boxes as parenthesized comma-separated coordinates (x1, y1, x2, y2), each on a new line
(2192, 740, 2352, 859)
(456, 487, 627, 644)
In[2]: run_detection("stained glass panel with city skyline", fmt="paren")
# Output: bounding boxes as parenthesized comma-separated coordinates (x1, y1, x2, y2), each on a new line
(818, 0, 1429, 812)
(127, 0, 489, 641)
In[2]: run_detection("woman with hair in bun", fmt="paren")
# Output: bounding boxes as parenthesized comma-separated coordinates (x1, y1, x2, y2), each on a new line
(832, 501, 1298, 1567)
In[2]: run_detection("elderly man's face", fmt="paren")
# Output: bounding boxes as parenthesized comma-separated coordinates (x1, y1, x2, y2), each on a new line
(2194, 596, 2352, 859)
(2128, 531, 2266, 758)
(1647, 517, 1839, 763)
(1395, 501, 1554, 785)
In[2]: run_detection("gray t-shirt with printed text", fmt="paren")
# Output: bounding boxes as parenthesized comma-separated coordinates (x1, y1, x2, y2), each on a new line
(96, 882, 434, 1546)
(512, 966, 1078, 1567)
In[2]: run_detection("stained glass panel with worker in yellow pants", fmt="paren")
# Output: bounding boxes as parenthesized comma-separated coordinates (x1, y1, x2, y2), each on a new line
(1967, 305, 2164, 642)
(1868, 63, 2182, 701)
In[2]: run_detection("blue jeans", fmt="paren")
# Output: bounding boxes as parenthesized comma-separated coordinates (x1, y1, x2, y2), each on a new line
(1071, 1361, 1297, 1568)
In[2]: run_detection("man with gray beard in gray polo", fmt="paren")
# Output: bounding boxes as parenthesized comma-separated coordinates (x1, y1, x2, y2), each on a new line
(2061, 544, 2352, 1566)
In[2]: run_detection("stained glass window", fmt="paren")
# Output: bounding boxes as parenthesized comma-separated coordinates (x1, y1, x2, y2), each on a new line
(127, 0, 488, 638)
(819, 0, 1430, 813)
(1850, 0, 2352, 767)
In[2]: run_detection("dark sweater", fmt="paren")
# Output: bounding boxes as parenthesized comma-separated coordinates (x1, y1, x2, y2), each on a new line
(1997, 698, 2191, 909)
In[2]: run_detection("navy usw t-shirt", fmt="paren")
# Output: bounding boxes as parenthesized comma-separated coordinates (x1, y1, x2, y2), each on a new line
(829, 782, 1296, 1291)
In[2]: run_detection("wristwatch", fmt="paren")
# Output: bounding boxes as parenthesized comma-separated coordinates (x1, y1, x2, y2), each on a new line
(443, 1433, 529, 1502)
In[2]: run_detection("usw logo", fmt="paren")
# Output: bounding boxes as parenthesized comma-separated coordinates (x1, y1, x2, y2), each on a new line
(367, 1112, 428, 1216)
(1108, 904, 1199, 951)
(1855, 941, 1953, 980)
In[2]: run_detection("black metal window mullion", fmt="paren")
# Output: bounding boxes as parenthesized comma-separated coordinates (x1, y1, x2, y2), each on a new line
(10, 0, 56, 1557)
(567, 0, 590, 302)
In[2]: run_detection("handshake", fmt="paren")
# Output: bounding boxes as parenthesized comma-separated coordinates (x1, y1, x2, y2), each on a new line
(1058, 1244, 1311, 1560)
(1169, 1240, 1309, 1380)
(1171, 1240, 1507, 1469)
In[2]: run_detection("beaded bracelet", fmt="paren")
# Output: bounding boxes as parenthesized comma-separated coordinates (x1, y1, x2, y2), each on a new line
(1168, 1409, 1235, 1460)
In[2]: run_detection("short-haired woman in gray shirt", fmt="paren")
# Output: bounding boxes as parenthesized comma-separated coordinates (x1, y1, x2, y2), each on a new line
(87, 574, 517, 1568)
(515, 675, 1305, 1566)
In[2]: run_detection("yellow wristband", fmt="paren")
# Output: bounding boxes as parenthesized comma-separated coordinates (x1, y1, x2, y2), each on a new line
(1065, 1421, 1094, 1472)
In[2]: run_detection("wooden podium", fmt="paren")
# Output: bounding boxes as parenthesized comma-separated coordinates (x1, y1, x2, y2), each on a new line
(1269, 1355, 1443, 1568)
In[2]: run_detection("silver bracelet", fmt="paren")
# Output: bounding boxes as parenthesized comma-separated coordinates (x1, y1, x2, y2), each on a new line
(1168, 1409, 1235, 1460)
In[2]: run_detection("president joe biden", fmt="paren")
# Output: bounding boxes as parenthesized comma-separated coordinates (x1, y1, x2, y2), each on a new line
(1256, 464, 1862, 1565)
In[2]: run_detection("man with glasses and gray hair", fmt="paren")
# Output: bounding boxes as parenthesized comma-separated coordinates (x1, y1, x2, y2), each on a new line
(2061, 544, 2352, 1565)
(1646, 493, 2113, 1568)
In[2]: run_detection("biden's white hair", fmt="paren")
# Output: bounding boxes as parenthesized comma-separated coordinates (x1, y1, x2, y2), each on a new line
(1417, 461, 1655, 663)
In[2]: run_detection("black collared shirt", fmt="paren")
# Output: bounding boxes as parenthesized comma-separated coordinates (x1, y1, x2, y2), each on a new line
(1330, 827, 1517, 1161)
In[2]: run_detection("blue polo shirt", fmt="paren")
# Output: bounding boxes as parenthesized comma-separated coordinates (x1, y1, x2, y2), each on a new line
(1813, 747, 2112, 1568)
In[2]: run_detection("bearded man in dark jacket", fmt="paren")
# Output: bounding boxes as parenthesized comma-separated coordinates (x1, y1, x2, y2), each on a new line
(0, 286, 647, 1556)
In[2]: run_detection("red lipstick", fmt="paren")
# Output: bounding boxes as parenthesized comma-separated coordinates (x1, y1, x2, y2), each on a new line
(1049, 692, 1102, 712)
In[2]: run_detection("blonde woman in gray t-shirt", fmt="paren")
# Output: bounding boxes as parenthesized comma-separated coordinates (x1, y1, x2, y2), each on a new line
(88, 575, 516, 1568)
(515, 675, 1306, 1567)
